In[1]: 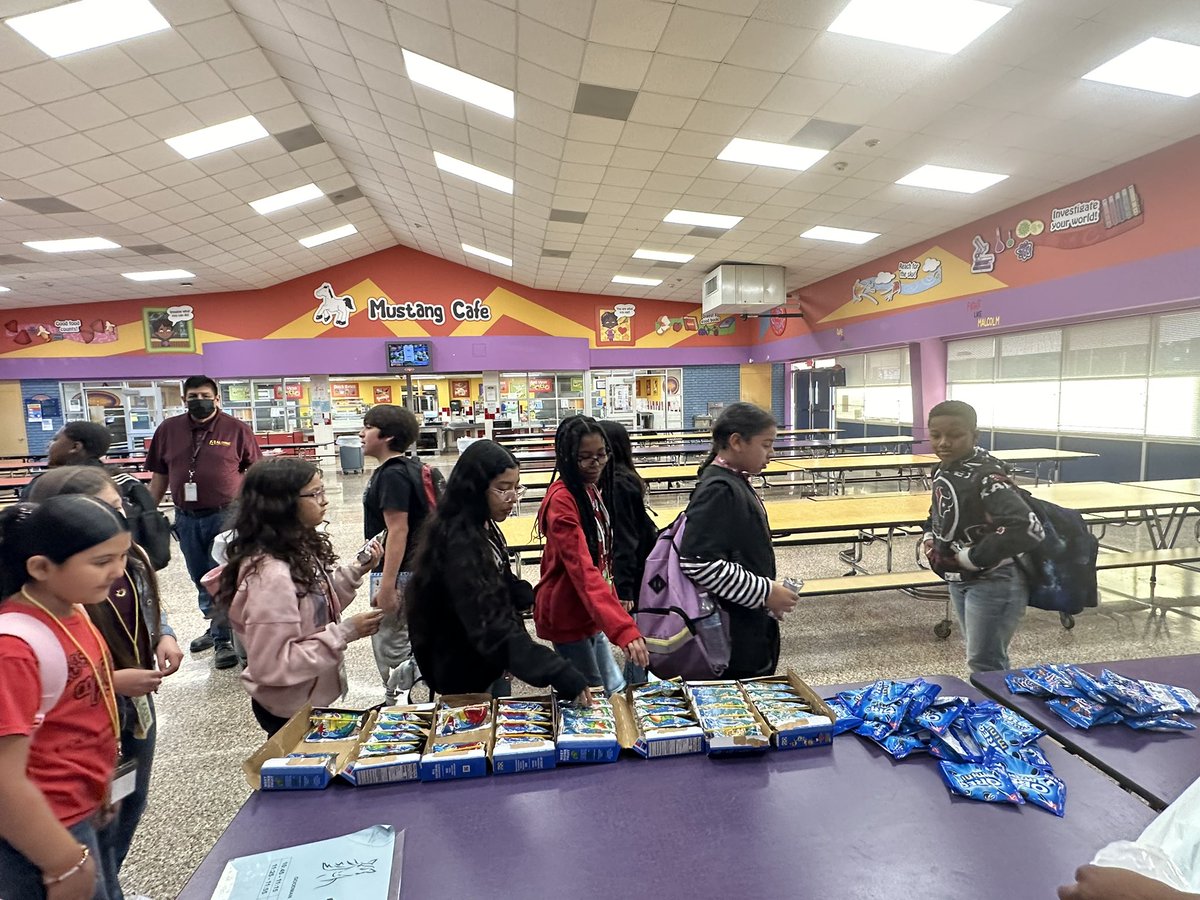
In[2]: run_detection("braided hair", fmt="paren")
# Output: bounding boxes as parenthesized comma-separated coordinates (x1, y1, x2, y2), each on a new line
(539, 415, 613, 566)
(698, 402, 777, 476)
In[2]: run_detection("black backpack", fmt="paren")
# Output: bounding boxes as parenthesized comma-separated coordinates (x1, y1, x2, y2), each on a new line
(1015, 489, 1099, 615)
(114, 472, 172, 570)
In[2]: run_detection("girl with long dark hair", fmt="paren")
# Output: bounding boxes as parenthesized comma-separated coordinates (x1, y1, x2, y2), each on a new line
(206, 458, 383, 734)
(407, 440, 591, 702)
(680, 402, 799, 679)
(533, 416, 648, 695)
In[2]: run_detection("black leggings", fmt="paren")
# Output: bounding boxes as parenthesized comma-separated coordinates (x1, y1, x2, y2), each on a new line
(251, 698, 291, 735)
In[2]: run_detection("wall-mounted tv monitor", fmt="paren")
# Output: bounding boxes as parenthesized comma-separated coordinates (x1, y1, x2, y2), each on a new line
(386, 341, 432, 371)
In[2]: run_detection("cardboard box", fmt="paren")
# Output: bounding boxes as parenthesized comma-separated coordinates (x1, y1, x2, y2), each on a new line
(684, 680, 772, 755)
(419, 694, 494, 782)
(490, 693, 556, 775)
(616, 687, 705, 759)
(555, 693, 622, 764)
(340, 703, 434, 787)
(244, 705, 367, 791)
(741, 669, 836, 750)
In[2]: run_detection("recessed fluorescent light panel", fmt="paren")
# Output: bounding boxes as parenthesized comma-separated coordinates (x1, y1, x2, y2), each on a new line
(612, 275, 662, 286)
(800, 225, 880, 244)
(462, 243, 512, 266)
(122, 269, 195, 281)
(663, 209, 742, 230)
(828, 0, 1010, 54)
(896, 163, 1008, 193)
(298, 223, 357, 248)
(6, 0, 169, 59)
(1082, 37, 1200, 98)
(633, 248, 694, 263)
(24, 237, 120, 253)
(402, 49, 515, 117)
(166, 116, 270, 160)
(433, 151, 513, 194)
(717, 138, 828, 171)
(250, 183, 324, 215)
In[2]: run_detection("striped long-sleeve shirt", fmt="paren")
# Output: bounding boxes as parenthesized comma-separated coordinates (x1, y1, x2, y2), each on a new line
(680, 558, 770, 609)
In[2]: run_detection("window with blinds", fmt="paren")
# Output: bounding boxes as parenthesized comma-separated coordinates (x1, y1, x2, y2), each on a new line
(1153, 312, 1200, 375)
(998, 330, 1061, 381)
(946, 337, 996, 382)
(834, 348, 911, 424)
(1063, 318, 1150, 378)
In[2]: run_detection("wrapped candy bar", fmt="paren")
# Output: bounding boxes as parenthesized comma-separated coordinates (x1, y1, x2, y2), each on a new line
(497, 701, 548, 712)
(429, 741, 487, 754)
(496, 723, 551, 737)
(435, 703, 491, 736)
(633, 680, 685, 699)
(303, 712, 363, 743)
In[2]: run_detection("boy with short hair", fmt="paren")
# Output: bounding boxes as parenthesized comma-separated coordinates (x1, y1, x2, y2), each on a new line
(360, 404, 426, 702)
(922, 400, 1044, 673)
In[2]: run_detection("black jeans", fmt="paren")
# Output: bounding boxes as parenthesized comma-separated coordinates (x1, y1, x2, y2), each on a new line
(251, 698, 291, 735)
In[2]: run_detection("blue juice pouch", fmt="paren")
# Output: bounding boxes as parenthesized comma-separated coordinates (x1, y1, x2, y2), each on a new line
(1046, 697, 1123, 730)
(823, 697, 864, 735)
(938, 760, 1024, 806)
(1124, 713, 1196, 732)
(988, 749, 1066, 817)
(1098, 669, 1163, 717)
(1006, 672, 1051, 696)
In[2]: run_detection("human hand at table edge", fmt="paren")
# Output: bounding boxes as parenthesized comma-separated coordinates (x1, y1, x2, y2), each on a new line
(766, 580, 799, 617)
(1058, 865, 1190, 900)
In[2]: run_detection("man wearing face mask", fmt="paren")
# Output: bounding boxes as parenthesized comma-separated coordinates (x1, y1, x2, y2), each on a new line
(146, 375, 261, 669)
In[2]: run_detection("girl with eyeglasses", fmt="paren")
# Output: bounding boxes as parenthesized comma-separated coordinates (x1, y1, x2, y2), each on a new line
(534, 417, 649, 696)
(408, 440, 592, 703)
(26, 467, 181, 900)
(205, 458, 384, 734)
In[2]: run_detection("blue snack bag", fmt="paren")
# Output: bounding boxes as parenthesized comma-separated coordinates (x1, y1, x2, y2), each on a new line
(1098, 669, 1162, 717)
(989, 749, 1066, 817)
(880, 729, 931, 760)
(915, 697, 965, 736)
(1124, 714, 1196, 732)
(1009, 744, 1054, 775)
(823, 697, 864, 736)
(1139, 680, 1200, 715)
(996, 707, 1044, 746)
(938, 760, 1024, 806)
(904, 679, 942, 719)
(1064, 665, 1112, 704)
(836, 686, 873, 716)
(855, 720, 893, 742)
(929, 720, 983, 764)
(1047, 697, 1122, 730)
(1027, 664, 1084, 699)
(1006, 672, 1051, 696)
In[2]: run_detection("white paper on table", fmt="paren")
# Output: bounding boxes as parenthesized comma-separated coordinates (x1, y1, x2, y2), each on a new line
(211, 824, 402, 900)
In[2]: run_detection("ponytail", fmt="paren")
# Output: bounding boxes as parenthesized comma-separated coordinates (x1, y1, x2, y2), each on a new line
(699, 402, 777, 476)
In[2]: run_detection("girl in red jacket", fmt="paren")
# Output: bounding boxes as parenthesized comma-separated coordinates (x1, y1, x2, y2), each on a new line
(534, 417, 649, 695)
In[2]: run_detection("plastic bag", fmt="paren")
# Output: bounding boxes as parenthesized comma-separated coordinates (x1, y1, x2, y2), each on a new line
(1089, 775, 1200, 891)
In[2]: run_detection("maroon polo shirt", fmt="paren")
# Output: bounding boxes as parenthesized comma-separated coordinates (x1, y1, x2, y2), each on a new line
(145, 411, 261, 510)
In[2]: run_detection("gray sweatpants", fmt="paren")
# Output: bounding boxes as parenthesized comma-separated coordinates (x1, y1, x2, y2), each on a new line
(370, 572, 420, 703)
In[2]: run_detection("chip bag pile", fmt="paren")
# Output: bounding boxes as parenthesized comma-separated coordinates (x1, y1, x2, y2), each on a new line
(831, 678, 1066, 815)
(1007, 664, 1200, 733)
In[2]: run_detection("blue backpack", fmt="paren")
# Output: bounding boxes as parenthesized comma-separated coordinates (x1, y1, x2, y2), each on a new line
(635, 513, 731, 680)
(1016, 489, 1100, 616)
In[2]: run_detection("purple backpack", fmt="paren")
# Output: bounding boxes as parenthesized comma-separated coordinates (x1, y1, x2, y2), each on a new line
(635, 513, 731, 680)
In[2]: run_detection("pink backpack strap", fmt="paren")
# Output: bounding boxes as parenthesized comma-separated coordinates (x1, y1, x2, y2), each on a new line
(0, 612, 68, 729)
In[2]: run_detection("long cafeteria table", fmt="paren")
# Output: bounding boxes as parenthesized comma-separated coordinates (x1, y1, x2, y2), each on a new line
(176, 674, 1154, 900)
(499, 427, 842, 448)
(974, 654, 1200, 811)
(1124, 479, 1200, 546)
(0, 455, 149, 473)
(0, 468, 154, 498)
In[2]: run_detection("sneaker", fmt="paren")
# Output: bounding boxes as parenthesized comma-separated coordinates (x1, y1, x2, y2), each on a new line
(189, 633, 214, 653)
(213, 641, 239, 670)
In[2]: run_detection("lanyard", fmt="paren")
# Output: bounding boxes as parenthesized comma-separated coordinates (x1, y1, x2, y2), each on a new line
(19, 588, 121, 750)
(188, 421, 216, 480)
(105, 575, 142, 668)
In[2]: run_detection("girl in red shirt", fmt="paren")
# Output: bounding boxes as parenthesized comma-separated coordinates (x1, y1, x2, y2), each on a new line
(0, 495, 131, 900)
(533, 417, 649, 694)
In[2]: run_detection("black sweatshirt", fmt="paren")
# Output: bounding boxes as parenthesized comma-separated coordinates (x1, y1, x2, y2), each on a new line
(924, 447, 1045, 577)
(606, 468, 659, 606)
(408, 523, 588, 698)
(679, 465, 780, 679)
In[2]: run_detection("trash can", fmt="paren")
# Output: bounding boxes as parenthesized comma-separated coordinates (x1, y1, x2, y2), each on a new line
(335, 435, 364, 474)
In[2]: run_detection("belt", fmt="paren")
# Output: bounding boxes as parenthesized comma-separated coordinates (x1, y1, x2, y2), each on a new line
(175, 506, 227, 518)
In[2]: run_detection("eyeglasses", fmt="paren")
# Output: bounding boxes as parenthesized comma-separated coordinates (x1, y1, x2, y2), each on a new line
(299, 488, 327, 501)
(576, 451, 609, 468)
(491, 485, 527, 501)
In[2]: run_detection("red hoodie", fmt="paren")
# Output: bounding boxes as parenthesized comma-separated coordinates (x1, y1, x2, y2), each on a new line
(533, 481, 641, 647)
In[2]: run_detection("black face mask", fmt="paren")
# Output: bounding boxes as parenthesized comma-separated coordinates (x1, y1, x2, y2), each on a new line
(187, 398, 216, 420)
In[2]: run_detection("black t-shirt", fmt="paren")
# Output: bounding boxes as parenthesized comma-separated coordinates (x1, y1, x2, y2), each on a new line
(363, 456, 427, 571)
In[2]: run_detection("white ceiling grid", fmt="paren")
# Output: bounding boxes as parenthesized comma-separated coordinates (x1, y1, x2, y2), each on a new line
(0, 0, 1194, 308)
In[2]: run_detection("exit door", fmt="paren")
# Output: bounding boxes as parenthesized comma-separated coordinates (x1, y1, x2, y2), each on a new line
(793, 371, 834, 431)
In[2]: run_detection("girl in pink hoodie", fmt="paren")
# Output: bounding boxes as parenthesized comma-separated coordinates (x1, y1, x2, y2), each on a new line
(206, 458, 383, 734)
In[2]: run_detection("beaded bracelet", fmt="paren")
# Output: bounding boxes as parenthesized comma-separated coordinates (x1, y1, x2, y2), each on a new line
(43, 845, 89, 886)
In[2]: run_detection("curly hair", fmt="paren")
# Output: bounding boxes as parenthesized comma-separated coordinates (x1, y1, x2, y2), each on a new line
(215, 457, 336, 606)
(538, 415, 612, 567)
(408, 440, 519, 634)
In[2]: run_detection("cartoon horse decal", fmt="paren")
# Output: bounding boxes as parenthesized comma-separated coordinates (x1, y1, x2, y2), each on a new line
(313, 282, 356, 328)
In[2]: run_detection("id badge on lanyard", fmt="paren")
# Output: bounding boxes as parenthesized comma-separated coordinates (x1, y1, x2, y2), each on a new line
(110, 758, 138, 803)
(184, 481, 198, 502)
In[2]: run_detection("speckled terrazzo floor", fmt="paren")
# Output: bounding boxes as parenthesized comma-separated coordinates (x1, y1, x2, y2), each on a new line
(117, 454, 1200, 898)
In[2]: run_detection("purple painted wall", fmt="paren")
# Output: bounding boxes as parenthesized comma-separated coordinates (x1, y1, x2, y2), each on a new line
(909, 338, 947, 451)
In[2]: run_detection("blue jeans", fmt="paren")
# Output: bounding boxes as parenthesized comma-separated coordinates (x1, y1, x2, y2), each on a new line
(98, 696, 155, 900)
(553, 634, 626, 696)
(949, 563, 1028, 673)
(0, 817, 110, 899)
(175, 509, 230, 642)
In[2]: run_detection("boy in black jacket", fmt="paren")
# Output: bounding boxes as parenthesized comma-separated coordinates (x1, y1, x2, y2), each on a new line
(922, 400, 1044, 672)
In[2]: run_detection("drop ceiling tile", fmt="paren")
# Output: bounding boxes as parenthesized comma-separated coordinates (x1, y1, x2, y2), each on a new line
(35, 135, 109, 167)
(518, 17, 586, 77)
(627, 92, 696, 129)
(641, 54, 717, 98)
(0, 108, 73, 144)
(448, 0, 518, 53)
(100, 78, 181, 117)
(122, 31, 207, 75)
(657, 5, 745, 61)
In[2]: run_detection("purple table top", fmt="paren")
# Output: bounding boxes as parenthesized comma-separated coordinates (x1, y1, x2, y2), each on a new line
(178, 676, 1154, 899)
(974, 654, 1200, 811)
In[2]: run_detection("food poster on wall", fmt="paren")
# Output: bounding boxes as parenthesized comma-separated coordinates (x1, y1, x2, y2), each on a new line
(285, 383, 304, 400)
(142, 305, 196, 352)
(451, 379, 470, 399)
(332, 382, 360, 398)
(373, 385, 392, 403)
(528, 377, 553, 394)
(5, 316, 118, 347)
